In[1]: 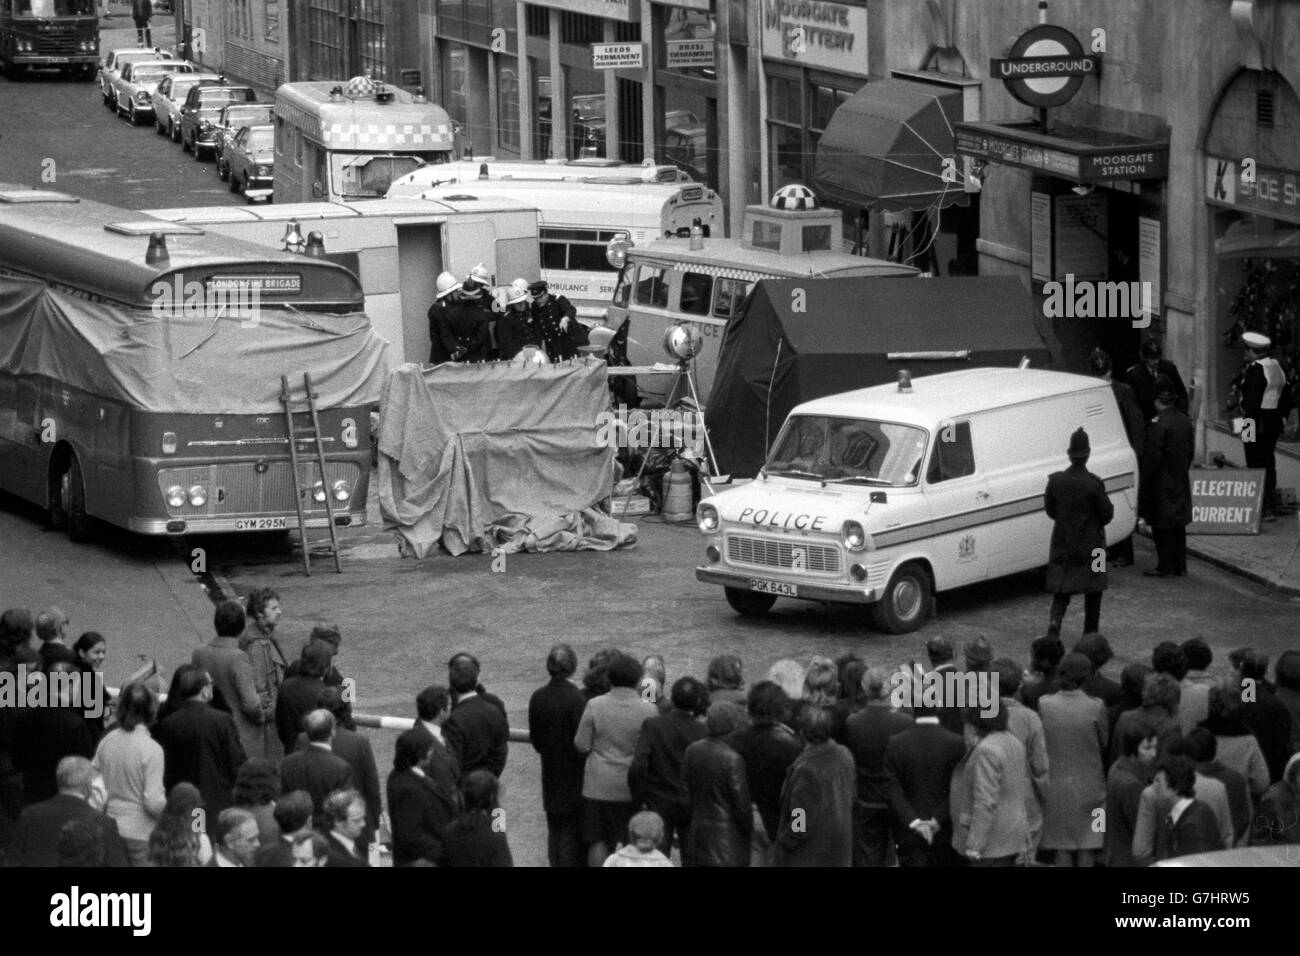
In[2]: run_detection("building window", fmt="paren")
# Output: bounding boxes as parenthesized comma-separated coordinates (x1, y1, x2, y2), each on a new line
(265, 0, 280, 42)
(229, 0, 252, 41)
(498, 63, 520, 154)
(525, 5, 548, 37)
(560, 12, 602, 45)
(308, 0, 389, 80)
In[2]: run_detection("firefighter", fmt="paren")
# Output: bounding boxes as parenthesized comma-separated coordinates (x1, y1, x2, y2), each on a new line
(530, 280, 587, 361)
(427, 271, 462, 364)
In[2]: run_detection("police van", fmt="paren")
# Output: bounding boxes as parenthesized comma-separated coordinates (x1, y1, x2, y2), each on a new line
(695, 368, 1139, 633)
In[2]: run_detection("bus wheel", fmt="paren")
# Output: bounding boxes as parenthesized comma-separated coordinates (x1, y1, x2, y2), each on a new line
(51, 455, 91, 542)
(870, 562, 932, 634)
(724, 587, 776, 617)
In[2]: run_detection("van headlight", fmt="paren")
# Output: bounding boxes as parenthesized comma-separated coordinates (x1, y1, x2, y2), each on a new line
(697, 503, 719, 533)
(841, 520, 868, 552)
(332, 480, 350, 502)
(166, 485, 186, 508)
(312, 481, 327, 503)
(187, 485, 208, 506)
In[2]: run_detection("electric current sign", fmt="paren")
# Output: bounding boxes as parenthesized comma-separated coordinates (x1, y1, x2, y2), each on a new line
(991, 24, 1101, 108)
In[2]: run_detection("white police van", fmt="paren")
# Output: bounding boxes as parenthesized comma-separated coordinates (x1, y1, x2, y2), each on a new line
(695, 367, 1139, 633)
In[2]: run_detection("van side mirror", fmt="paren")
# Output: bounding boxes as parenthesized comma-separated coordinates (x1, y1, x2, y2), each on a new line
(311, 181, 325, 198)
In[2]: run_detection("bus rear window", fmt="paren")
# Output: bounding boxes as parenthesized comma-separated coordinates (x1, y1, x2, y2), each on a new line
(633, 266, 669, 308)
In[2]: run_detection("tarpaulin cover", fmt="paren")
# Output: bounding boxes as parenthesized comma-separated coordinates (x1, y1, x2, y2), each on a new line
(0, 273, 391, 413)
(707, 276, 1053, 478)
(377, 361, 635, 557)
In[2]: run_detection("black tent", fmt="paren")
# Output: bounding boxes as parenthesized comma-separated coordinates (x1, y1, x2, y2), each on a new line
(706, 276, 1053, 477)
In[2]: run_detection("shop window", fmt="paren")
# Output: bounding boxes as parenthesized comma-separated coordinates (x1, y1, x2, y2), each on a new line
(768, 76, 799, 124)
(634, 266, 669, 308)
(713, 278, 753, 319)
(768, 122, 803, 189)
(265, 0, 280, 42)
(679, 272, 714, 316)
(811, 84, 852, 133)
(926, 422, 975, 483)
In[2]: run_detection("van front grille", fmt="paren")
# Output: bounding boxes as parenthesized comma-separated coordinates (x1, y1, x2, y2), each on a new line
(157, 461, 360, 517)
(726, 534, 841, 574)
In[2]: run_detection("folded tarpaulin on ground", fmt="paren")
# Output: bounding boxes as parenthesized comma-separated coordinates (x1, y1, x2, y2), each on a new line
(482, 509, 637, 554)
(377, 360, 634, 557)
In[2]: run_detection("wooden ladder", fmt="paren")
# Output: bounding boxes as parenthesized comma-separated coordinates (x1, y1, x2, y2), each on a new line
(280, 373, 342, 575)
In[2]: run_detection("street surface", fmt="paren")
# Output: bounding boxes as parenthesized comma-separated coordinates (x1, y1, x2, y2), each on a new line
(2, 31, 1299, 867)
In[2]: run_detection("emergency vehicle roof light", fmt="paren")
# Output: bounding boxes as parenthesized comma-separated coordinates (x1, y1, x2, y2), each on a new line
(281, 221, 305, 253)
(303, 232, 326, 258)
(329, 86, 344, 103)
(479, 163, 489, 179)
(897, 370, 913, 393)
(145, 233, 168, 265)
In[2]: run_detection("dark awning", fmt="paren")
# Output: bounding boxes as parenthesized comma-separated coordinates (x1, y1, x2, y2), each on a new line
(814, 78, 968, 212)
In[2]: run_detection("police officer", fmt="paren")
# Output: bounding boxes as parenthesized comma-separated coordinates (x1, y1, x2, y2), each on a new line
(1239, 331, 1288, 519)
(1044, 427, 1114, 637)
(529, 280, 587, 361)
(1140, 376, 1194, 577)
(427, 271, 462, 364)
(441, 270, 490, 362)
(496, 278, 544, 360)
(1088, 348, 1145, 566)
(1125, 336, 1188, 421)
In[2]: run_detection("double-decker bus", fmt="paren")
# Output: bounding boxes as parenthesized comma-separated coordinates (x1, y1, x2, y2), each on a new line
(0, 0, 98, 80)
(0, 186, 391, 541)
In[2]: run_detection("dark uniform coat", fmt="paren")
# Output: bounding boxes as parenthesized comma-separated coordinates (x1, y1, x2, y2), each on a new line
(1125, 359, 1189, 421)
(495, 304, 544, 360)
(1044, 462, 1114, 594)
(427, 299, 452, 363)
(440, 298, 490, 363)
(1112, 380, 1146, 454)
(531, 293, 586, 361)
(1139, 406, 1194, 528)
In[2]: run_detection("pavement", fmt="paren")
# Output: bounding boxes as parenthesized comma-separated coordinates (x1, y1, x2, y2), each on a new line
(1180, 513, 1300, 595)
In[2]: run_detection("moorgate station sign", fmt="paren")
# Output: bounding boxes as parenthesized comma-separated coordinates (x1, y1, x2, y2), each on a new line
(955, 123, 1169, 183)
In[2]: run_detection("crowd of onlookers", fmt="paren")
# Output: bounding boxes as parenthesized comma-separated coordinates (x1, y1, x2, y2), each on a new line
(1, 594, 1298, 866)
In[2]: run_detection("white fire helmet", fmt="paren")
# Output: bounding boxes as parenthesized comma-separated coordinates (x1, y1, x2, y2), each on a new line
(435, 271, 462, 300)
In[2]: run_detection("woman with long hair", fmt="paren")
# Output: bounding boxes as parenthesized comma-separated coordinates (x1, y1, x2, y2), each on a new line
(147, 782, 214, 867)
(93, 682, 166, 866)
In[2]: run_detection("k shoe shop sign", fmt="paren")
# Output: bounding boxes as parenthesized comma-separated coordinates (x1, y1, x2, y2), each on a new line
(991, 23, 1102, 108)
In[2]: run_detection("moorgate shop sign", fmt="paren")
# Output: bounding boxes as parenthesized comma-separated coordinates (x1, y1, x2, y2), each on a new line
(761, 0, 867, 73)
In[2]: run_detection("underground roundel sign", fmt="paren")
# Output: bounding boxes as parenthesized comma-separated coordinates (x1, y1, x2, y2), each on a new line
(991, 24, 1100, 109)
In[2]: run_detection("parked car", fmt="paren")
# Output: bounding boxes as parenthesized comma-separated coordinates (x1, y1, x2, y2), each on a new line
(152, 71, 221, 141)
(224, 124, 275, 202)
(99, 47, 172, 108)
(213, 102, 274, 181)
(179, 82, 258, 160)
(113, 60, 193, 125)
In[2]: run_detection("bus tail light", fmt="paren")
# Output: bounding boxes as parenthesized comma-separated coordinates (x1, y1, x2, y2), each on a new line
(187, 485, 207, 506)
(161, 432, 178, 454)
(165, 485, 186, 508)
(332, 480, 350, 502)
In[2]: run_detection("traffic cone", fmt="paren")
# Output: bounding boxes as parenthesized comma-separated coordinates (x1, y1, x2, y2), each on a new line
(662, 459, 694, 522)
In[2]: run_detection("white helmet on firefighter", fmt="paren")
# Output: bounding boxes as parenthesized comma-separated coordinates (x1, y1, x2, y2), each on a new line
(435, 271, 462, 300)
(507, 278, 529, 306)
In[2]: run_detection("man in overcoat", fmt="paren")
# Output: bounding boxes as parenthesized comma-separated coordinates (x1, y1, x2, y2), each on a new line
(1044, 427, 1114, 637)
(1140, 377, 1194, 577)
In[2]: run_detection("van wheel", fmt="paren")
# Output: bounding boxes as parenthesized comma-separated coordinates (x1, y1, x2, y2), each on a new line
(54, 456, 92, 543)
(724, 587, 776, 617)
(871, 562, 932, 634)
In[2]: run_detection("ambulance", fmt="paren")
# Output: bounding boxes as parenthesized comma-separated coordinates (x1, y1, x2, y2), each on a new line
(695, 367, 1139, 634)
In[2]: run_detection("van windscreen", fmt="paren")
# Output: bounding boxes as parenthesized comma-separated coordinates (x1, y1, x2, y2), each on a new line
(765, 416, 927, 486)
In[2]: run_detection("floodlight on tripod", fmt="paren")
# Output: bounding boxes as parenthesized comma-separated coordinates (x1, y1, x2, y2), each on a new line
(660, 323, 726, 483)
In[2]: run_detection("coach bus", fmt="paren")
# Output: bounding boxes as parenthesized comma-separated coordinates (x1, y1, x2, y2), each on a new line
(0, 186, 391, 541)
(0, 0, 99, 79)
(388, 178, 725, 320)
